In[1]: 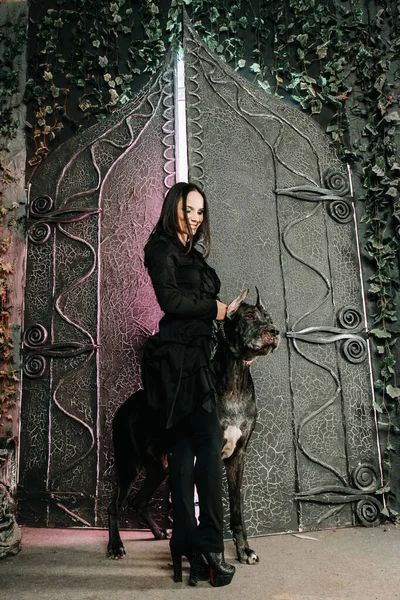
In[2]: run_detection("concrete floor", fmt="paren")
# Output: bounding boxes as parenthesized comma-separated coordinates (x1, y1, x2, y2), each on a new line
(0, 525, 399, 600)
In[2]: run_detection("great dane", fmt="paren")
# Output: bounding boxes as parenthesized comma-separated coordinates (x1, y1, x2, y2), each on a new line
(107, 288, 280, 564)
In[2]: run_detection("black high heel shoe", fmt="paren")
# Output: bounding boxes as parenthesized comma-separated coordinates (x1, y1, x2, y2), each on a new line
(202, 551, 235, 587)
(189, 551, 235, 587)
(170, 551, 183, 582)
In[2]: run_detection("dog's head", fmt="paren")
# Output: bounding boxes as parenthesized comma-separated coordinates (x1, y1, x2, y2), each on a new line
(224, 288, 280, 362)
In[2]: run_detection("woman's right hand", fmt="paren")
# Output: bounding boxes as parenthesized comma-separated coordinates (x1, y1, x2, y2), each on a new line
(216, 300, 227, 321)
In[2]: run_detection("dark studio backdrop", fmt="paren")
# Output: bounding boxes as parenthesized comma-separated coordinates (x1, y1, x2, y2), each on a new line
(0, 0, 399, 537)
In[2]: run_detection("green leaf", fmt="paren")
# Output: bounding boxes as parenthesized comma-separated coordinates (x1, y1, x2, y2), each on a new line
(371, 164, 385, 177)
(258, 80, 271, 93)
(373, 401, 383, 413)
(370, 329, 392, 339)
(297, 34, 308, 47)
(250, 63, 261, 74)
(209, 7, 220, 22)
(316, 41, 329, 59)
(375, 484, 390, 494)
(384, 111, 400, 123)
(386, 441, 396, 453)
(386, 385, 400, 399)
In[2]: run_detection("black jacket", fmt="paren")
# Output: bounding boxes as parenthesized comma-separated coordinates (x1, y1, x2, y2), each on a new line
(142, 232, 221, 429)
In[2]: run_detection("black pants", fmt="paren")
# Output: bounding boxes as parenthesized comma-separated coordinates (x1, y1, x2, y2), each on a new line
(169, 404, 224, 554)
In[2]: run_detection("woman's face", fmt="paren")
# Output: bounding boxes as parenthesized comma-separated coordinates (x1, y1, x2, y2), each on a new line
(177, 190, 204, 241)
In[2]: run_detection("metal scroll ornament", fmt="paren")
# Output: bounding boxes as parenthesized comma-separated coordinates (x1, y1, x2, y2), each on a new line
(328, 200, 353, 223)
(336, 307, 367, 363)
(342, 338, 368, 363)
(286, 325, 368, 364)
(295, 463, 383, 527)
(27, 195, 101, 245)
(23, 354, 47, 379)
(22, 324, 48, 378)
(323, 169, 349, 195)
(275, 168, 353, 224)
(28, 222, 52, 245)
(22, 324, 97, 378)
(337, 306, 363, 330)
(29, 195, 54, 216)
(23, 323, 48, 348)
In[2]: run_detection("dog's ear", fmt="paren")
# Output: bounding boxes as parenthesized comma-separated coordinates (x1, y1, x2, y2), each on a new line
(226, 289, 249, 319)
(255, 286, 264, 309)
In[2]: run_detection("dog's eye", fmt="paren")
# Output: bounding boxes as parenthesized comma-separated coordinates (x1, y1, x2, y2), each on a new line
(244, 314, 255, 321)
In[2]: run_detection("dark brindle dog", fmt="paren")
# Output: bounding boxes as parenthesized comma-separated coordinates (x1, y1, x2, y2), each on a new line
(107, 288, 279, 564)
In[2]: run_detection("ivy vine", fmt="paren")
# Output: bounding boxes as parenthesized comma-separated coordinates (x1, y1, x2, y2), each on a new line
(0, 21, 26, 435)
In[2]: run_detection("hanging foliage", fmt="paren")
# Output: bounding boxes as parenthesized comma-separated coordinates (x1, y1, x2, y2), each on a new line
(0, 21, 26, 435)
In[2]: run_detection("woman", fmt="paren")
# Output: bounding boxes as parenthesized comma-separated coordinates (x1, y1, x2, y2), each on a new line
(142, 182, 235, 587)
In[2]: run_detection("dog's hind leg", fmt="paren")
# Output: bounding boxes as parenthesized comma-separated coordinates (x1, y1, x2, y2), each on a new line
(107, 467, 139, 559)
(225, 449, 259, 565)
(131, 453, 169, 540)
(108, 400, 142, 559)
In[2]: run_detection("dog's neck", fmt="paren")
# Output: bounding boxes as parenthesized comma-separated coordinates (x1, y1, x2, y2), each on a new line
(214, 335, 253, 393)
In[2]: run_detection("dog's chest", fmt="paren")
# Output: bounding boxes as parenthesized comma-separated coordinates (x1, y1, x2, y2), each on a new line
(219, 393, 256, 430)
(218, 390, 256, 460)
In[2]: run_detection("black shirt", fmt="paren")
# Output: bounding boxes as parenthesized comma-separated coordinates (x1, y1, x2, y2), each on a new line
(142, 232, 221, 429)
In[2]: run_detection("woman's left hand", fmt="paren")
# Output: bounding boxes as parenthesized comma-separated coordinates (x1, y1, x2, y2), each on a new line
(216, 301, 227, 321)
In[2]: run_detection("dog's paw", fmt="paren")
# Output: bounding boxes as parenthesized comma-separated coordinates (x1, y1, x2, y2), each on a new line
(152, 528, 170, 540)
(107, 543, 126, 560)
(237, 548, 259, 564)
(245, 549, 259, 565)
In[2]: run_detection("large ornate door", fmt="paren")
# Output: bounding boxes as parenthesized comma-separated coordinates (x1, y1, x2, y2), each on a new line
(18, 18, 381, 533)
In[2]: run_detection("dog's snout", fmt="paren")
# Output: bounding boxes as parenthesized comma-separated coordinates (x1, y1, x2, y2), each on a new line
(265, 326, 279, 337)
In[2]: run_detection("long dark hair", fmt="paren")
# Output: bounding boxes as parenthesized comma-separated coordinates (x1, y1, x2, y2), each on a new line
(151, 182, 211, 256)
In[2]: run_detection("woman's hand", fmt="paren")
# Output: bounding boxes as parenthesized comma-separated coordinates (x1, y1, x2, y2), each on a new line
(216, 300, 227, 321)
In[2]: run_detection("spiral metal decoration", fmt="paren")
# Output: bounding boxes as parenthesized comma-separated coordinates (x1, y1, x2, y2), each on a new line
(328, 200, 353, 224)
(342, 337, 367, 363)
(323, 169, 350, 196)
(23, 354, 47, 379)
(27, 222, 52, 245)
(23, 324, 48, 348)
(29, 195, 54, 217)
(337, 307, 363, 330)
(355, 497, 382, 527)
(352, 463, 378, 493)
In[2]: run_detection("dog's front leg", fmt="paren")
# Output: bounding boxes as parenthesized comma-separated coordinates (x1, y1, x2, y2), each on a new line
(224, 449, 259, 565)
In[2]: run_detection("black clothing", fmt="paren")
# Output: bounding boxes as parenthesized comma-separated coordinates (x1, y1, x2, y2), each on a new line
(142, 233, 221, 429)
(142, 231, 224, 554)
(169, 405, 224, 554)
